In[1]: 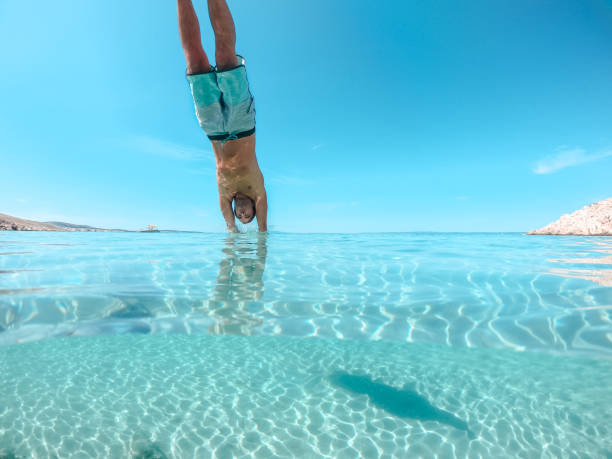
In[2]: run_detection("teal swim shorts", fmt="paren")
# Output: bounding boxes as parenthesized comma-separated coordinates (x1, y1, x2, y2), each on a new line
(186, 55, 255, 141)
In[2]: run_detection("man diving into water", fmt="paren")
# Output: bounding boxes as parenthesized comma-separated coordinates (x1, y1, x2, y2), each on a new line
(177, 0, 267, 232)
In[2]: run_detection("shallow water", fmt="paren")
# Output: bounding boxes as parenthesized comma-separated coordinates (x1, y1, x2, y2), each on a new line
(1, 232, 611, 457)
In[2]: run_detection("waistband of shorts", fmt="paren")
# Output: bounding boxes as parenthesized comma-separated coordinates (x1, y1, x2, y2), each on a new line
(207, 127, 255, 142)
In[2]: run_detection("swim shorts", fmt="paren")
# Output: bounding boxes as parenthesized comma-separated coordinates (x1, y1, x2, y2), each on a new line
(186, 55, 255, 141)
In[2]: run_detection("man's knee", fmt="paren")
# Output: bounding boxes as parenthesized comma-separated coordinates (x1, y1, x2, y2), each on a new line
(185, 51, 211, 74)
(215, 51, 238, 71)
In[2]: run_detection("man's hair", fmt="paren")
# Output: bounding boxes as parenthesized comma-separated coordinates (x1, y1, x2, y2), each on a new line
(233, 197, 256, 223)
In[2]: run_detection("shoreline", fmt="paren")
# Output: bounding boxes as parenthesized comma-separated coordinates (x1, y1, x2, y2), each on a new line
(0, 213, 200, 233)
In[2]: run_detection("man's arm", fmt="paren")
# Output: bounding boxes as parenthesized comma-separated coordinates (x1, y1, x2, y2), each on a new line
(255, 191, 268, 232)
(219, 196, 237, 232)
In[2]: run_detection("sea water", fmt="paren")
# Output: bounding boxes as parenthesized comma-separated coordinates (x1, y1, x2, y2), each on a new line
(0, 232, 611, 458)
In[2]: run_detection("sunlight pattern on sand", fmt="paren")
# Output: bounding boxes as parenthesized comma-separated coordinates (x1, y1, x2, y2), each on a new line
(1, 335, 611, 458)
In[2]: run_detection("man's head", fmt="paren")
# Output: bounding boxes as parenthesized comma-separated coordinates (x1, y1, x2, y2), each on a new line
(233, 195, 256, 224)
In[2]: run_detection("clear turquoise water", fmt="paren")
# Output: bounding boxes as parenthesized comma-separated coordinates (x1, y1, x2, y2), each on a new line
(1, 232, 611, 458)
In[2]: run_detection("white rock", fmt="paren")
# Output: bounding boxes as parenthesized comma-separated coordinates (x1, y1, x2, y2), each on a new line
(528, 198, 612, 236)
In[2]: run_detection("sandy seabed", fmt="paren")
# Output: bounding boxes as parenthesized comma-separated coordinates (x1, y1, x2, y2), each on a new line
(1, 334, 611, 458)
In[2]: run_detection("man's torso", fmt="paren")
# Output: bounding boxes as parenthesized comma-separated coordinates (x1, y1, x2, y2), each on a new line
(213, 135, 264, 200)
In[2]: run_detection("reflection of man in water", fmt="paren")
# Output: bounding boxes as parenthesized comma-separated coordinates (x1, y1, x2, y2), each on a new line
(205, 234, 267, 334)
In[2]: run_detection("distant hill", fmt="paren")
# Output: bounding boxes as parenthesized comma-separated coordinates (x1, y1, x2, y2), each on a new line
(0, 213, 61, 231)
(0, 213, 126, 232)
(528, 198, 612, 236)
(45, 221, 98, 229)
(0, 212, 200, 233)
(45, 221, 127, 232)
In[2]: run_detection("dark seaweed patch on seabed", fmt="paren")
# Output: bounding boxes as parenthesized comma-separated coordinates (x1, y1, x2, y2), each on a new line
(330, 372, 475, 439)
(133, 442, 169, 459)
(108, 302, 153, 319)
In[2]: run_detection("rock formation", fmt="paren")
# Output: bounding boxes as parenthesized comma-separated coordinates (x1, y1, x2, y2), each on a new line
(0, 213, 62, 231)
(528, 198, 612, 236)
(0, 213, 123, 232)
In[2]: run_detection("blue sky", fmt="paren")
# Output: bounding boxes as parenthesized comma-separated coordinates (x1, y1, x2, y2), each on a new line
(1, 0, 611, 232)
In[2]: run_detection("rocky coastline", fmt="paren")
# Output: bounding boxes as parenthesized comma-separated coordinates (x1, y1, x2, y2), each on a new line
(0, 213, 124, 232)
(528, 198, 612, 236)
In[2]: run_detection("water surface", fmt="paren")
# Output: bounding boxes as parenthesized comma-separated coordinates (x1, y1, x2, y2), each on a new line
(1, 232, 611, 457)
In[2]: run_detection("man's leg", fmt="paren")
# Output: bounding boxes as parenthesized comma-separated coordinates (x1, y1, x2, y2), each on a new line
(208, 0, 238, 70)
(177, 0, 211, 74)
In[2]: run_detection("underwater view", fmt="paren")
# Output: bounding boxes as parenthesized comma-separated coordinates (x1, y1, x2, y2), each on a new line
(1, 232, 612, 458)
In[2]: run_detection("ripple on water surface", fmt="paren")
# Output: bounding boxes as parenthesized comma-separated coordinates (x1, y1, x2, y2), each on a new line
(1, 233, 611, 356)
(1, 334, 611, 458)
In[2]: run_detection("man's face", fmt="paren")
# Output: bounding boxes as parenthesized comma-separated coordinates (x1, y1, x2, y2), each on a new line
(234, 197, 255, 224)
